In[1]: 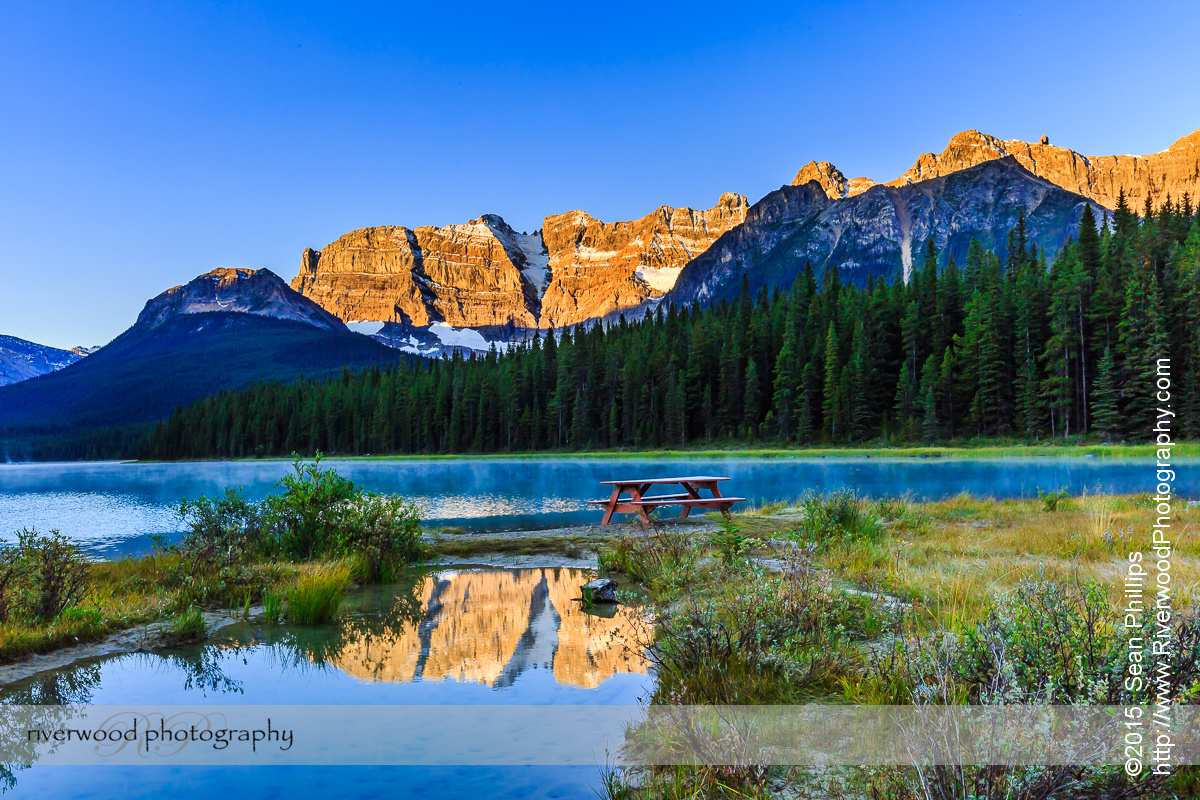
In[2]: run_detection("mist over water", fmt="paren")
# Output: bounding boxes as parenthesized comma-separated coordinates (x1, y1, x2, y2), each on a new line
(0, 457, 1193, 556)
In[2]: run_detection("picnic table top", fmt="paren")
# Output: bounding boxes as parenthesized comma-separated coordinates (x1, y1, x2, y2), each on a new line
(598, 476, 730, 485)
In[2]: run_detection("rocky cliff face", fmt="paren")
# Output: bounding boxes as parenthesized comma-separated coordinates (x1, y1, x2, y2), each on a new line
(793, 128, 1200, 212)
(291, 194, 748, 339)
(537, 192, 747, 328)
(791, 161, 874, 200)
(674, 158, 1102, 304)
(0, 335, 84, 387)
(291, 215, 540, 331)
(138, 268, 347, 332)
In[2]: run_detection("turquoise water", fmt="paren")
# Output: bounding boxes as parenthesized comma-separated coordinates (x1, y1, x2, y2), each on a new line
(1, 567, 650, 798)
(0, 456, 1192, 556)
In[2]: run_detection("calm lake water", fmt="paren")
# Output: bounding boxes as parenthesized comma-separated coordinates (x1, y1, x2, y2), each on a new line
(1, 567, 651, 799)
(0, 456, 1194, 556)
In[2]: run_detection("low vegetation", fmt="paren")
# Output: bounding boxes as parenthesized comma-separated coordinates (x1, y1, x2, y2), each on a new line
(0, 455, 428, 663)
(285, 562, 352, 625)
(600, 490, 1200, 799)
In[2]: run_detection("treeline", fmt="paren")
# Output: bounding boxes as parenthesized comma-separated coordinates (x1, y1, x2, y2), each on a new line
(142, 191, 1200, 459)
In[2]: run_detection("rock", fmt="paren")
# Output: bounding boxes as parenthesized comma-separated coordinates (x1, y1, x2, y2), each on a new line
(793, 127, 1200, 213)
(581, 578, 619, 605)
(291, 216, 539, 331)
(137, 268, 346, 332)
(538, 193, 748, 329)
(791, 161, 873, 200)
(673, 157, 1102, 303)
(290, 195, 748, 336)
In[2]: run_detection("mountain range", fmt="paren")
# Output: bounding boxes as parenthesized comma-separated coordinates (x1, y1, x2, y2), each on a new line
(289, 128, 1197, 354)
(0, 337, 89, 388)
(0, 269, 400, 440)
(1, 127, 1196, 447)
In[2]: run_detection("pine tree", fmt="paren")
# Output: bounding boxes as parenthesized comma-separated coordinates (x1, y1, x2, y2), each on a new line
(1091, 346, 1121, 441)
(742, 357, 762, 438)
(822, 322, 840, 441)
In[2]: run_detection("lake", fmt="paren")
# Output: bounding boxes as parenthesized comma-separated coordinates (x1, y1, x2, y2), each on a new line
(1, 567, 651, 799)
(0, 456, 1193, 556)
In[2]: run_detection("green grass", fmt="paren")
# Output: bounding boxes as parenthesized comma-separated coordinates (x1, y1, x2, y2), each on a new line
(186, 439, 1200, 463)
(168, 607, 208, 642)
(261, 590, 285, 624)
(284, 562, 352, 625)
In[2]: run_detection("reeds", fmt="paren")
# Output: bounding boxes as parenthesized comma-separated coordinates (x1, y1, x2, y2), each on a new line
(284, 562, 353, 625)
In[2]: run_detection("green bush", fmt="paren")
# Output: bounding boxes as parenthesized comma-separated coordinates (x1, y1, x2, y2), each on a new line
(707, 524, 759, 568)
(648, 559, 881, 703)
(793, 489, 882, 547)
(177, 487, 264, 566)
(171, 456, 426, 584)
(11, 529, 91, 622)
(598, 527, 698, 599)
(1037, 486, 1071, 512)
(0, 542, 19, 623)
(168, 563, 284, 611)
(338, 494, 425, 581)
(286, 564, 352, 625)
(262, 455, 361, 560)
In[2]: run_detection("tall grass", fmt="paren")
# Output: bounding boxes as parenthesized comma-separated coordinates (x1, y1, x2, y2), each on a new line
(168, 607, 208, 643)
(285, 562, 353, 624)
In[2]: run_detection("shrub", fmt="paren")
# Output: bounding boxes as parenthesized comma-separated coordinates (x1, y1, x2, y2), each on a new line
(286, 563, 352, 625)
(707, 523, 759, 568)
(262, 455, 361, 560)
(338, 493, 425, 581)
(1037, 486, 1070, 512)
(15, 528, 91, 621)
(793, 489, 882, 547)
(169, 563, 284, 611)
(647, 558, 879, 704)
(177, 487, 264, 566)
(598, 526, 699, 599)
(0, 543, 20, 623)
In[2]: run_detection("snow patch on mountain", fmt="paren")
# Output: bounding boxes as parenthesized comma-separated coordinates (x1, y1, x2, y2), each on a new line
(516, 232, 550, 299)
(635, 265, 685, 293)
(347, 321, 386, 335)
(429, 322, 509, 352)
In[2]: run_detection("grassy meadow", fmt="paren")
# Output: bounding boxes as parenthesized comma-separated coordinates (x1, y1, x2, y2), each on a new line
(596, 490, 1200, 799)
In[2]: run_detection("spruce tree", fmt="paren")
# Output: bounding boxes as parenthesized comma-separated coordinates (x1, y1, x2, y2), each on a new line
(1091, 346, 1121, 441)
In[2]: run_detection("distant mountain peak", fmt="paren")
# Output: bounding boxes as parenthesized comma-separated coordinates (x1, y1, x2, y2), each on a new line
(0, 334, 85, 387)
(792, 127, 1200, 212)
(137, 268, 347, 332)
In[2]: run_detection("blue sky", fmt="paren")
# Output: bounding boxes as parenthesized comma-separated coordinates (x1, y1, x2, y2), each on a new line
(2, 0, 1198, 349)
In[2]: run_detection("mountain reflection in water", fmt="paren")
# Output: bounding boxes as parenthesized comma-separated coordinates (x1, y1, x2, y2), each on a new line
(331, 568, 648, 689)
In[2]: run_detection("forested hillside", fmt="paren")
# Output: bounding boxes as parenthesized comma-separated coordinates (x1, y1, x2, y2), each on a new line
(141, 192, 1199, 459)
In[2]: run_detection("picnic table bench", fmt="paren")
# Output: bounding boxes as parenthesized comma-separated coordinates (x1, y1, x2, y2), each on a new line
(588, 476, 744, 525)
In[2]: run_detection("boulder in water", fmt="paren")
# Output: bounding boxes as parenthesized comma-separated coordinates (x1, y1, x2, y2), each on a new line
(581, 578, 619, 605)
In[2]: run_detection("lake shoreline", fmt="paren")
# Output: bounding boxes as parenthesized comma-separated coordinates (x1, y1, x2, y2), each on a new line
(123, 440, 1200, 463)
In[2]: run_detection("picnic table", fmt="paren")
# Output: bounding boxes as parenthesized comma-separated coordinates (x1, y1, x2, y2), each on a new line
(588, 476, 744, 525)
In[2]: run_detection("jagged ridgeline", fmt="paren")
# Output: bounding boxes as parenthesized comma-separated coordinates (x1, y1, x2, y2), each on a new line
(141, 195, 1200, 458)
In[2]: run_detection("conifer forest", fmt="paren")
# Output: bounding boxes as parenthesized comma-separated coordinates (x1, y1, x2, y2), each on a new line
(142, 194, 1200, 459)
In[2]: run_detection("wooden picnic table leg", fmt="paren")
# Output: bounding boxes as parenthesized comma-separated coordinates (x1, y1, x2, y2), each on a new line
(677, 480, 702, 520)
(692, 480, 733, 521)
(632, 483, 653, 526)
(600, 485, 620, 525)
(698, 480, 734, 520)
